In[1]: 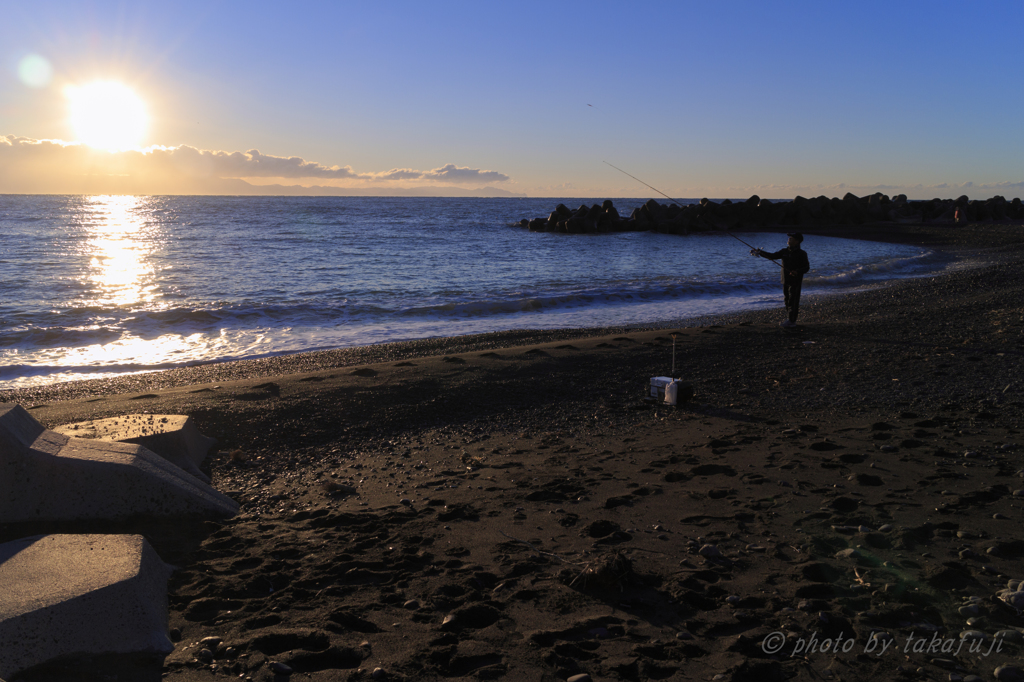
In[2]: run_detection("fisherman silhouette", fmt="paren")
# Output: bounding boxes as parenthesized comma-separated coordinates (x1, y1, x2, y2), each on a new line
(752, 233, 810, 328)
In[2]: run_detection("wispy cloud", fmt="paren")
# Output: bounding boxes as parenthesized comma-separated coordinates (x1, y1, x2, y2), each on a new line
(423, 164, 510, 183)
(166, 146, 362, 179)
(370, 164, 510, 183)
(374, 168, 426, 181)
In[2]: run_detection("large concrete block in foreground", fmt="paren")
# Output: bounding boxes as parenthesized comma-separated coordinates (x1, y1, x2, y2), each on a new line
(0, 404, 238, 523)
(0, 534, 173, 679)
(53, 414, 215, 482)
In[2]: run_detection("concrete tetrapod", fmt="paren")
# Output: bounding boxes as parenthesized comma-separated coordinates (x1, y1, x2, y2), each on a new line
(0, 534, 174, 679)
(0, 404, 238, 523)
(53, 414, 215, 482)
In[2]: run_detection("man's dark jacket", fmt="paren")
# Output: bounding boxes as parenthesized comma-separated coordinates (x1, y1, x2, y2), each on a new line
(763, 246, 809, 281)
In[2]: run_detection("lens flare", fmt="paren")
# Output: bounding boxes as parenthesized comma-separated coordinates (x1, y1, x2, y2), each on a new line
(66, 81, 148, 151)
(17, 54, 53, 88)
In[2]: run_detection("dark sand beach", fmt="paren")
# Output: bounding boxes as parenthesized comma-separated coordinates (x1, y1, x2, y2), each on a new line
(4, 223, 1024, 682)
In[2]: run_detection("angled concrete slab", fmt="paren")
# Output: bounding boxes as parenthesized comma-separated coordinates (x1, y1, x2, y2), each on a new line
(53, 414, 215, 482)
(0, 404, 238, 523)
(0, 534, 173, 679)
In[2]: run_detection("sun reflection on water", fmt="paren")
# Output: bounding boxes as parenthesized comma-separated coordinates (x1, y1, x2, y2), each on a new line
(82, 195, 159, 307)
(54, 195, 198, 379)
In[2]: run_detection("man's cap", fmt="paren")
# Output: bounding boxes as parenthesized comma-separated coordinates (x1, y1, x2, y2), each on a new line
(787, 232, 804, 243)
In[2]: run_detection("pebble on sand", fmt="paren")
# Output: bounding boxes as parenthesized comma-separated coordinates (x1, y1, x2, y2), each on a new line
(199, 636, 221, 649)
(698, 544, 723, 559)
(996, 630, 1024, 644)
(995, 665, 1024, 682)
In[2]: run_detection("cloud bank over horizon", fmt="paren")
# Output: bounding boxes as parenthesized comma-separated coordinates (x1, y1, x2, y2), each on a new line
(1, 135, 1021, 200)
(0, 135, 515, 195)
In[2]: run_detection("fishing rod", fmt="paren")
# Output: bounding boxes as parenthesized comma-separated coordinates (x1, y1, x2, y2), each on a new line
(603, 161, 783, 268)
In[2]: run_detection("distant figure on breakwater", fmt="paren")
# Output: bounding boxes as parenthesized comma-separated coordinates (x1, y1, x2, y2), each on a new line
(752, 232, 810, 329)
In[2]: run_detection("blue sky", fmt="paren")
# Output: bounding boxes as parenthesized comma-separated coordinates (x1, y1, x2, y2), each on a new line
(2, 1, 1022, 198)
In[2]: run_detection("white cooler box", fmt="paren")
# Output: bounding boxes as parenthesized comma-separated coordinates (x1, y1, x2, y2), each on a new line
(649, 376, 675, 401)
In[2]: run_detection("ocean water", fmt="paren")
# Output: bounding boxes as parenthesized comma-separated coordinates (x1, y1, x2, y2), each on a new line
(0, 195, 954, 389)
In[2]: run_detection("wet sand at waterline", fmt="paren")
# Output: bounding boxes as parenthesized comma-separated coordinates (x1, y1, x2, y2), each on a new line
(5, 223, 1024, 682)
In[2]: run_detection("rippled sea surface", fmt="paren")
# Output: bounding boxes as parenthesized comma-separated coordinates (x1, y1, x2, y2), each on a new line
(0, 195, 953, 388)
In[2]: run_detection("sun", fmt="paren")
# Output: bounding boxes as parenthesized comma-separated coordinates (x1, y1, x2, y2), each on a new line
(66, 81, 148, 152)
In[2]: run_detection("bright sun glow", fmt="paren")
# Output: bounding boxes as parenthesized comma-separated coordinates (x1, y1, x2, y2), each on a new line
(66, 81, 148, 151)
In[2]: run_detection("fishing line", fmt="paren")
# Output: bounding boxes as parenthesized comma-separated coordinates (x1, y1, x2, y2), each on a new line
(602, 160, 783, 268)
